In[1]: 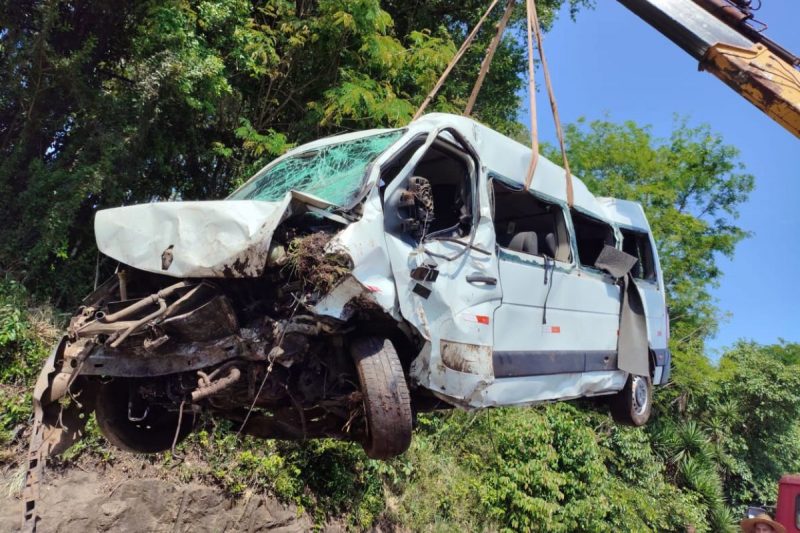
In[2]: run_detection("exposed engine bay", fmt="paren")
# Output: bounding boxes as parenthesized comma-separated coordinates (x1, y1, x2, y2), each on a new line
(25, 125, 478, 491)
(44, 213, 419, 456)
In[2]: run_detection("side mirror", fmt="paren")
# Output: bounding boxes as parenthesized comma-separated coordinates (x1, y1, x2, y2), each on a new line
(594, 244, 638, 279)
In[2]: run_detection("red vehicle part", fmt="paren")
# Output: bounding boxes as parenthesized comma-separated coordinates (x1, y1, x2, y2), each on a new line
(777, 474, 800, 533)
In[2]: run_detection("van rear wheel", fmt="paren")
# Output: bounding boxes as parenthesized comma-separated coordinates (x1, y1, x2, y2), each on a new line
(610, 374, 652, 426)
(350, 337, 412, 460)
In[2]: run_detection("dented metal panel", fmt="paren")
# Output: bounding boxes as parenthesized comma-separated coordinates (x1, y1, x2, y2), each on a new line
(328, 187, 400, 318)
(477, 370, 628, 408)
(441, 341, 493, 375)
(381, 126, 502, 406)
(27, 112, 671, 514)
(312, 276, 368, 321)
(95, 197, 292, 278)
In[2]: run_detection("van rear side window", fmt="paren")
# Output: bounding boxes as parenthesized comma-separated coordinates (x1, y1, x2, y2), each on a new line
(570, 210, 615, 268)
(491, 180, 571, 262)
(620, 228, 657, 281)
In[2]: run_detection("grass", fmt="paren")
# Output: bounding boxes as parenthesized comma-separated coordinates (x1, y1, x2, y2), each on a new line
(0, 274, 760, 532)
(285, 232, 352, 294)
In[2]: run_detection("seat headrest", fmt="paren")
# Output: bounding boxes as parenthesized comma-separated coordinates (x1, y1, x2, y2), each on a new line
(508, 231, 538, 255)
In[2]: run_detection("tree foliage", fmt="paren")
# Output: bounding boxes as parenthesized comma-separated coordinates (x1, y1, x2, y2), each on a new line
(0, 0, 588, 305)
(546, 117, 754, 345)
(1, 1, 797, 531)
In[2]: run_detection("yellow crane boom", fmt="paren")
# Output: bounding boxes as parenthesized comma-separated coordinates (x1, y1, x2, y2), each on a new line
(617, 0, 800, 138)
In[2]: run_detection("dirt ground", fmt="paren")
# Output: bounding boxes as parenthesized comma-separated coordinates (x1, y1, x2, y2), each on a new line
(0, 457, 341, 533)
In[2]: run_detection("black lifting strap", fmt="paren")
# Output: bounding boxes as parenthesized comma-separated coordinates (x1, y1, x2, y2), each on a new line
(542, 255, 555, 324)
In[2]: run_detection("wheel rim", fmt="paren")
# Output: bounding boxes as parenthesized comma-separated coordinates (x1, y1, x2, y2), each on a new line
(631, 375, 649, 416)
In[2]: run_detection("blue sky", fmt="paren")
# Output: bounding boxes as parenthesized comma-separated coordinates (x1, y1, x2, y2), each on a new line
(515, 1, 800, 355)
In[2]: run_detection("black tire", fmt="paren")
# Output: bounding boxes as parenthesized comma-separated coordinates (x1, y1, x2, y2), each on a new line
(610, 374, 652, 427)
(95, 378, 195, 453)
(350, 337, 413, 459)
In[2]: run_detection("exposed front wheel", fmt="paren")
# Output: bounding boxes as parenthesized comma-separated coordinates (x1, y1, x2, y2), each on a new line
(95, 378, 195, 453)
(350, 337, 413, 459)
(610, 374, 652, 426)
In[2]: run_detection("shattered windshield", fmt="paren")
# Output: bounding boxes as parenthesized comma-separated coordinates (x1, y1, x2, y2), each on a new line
(229, 130, 404, 206)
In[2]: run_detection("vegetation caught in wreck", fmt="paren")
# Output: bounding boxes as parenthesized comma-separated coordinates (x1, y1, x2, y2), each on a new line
(3, 277, 799, 531)
(0, 1, 798, 531)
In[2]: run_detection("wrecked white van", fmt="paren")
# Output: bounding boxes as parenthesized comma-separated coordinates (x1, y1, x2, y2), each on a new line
(31, 113, 670, 461)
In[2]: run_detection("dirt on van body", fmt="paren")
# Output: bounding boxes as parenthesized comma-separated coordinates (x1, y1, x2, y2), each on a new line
(0, 454, 343, 533)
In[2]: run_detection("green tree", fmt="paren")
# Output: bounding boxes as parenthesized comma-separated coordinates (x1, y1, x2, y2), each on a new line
(545, 117, 760, 530)
(711, 341, 800, 504)
(0, 0, 587, 306)
(547, 118, 754, 345)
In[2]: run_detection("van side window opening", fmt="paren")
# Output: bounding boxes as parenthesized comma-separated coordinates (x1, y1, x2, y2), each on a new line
(412, 141, 473, 236)
(620, 228, 657, 280)
(378, 136, 426, 198)
(570, 210, 616, 268)
(491, 180, 571, 262)
(382, 137, 475, 240)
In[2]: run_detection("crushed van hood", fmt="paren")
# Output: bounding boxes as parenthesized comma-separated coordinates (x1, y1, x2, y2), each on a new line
(95, 198, 291, 278)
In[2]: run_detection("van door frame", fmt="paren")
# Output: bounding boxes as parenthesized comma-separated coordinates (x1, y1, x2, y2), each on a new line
(490, 184, 623, 381)
(618, 223, 667, 380)
(381, 126, 503, 405)
(562, 206, 626, 375)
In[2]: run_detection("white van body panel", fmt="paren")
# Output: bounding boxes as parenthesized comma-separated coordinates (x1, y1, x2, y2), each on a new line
(94, 112, 668, 410)
(600, 197, 669, 375)
(381, 114, 667, 408)
(95, 198, 292, 278)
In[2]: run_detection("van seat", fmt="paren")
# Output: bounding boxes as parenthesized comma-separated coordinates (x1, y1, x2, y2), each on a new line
(508, 231, 538, 255)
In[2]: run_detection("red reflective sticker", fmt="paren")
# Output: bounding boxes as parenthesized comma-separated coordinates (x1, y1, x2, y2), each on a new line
(476, 315, 490, 325)
(551, 326, 560, 333)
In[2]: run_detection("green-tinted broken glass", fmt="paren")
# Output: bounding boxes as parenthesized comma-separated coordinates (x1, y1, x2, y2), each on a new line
(229, 130, 404, 207)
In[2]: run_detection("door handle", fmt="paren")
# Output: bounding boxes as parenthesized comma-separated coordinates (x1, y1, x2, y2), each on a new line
(466, 274, 497, 285)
